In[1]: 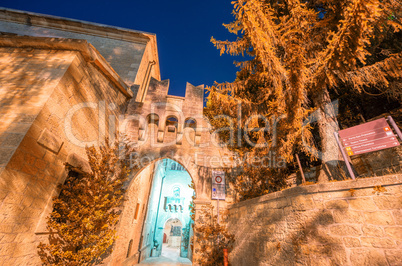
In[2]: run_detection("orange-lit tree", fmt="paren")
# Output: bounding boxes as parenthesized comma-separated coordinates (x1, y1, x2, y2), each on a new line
(38, 142, 130, 265)
(206, 0, 402, 191)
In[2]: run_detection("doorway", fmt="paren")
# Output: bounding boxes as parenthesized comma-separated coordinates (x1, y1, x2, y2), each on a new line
(139, 158, 194, 265)
(161, 218, 182, 260)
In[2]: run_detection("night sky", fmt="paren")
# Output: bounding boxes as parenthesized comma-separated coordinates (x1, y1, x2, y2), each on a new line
(1, 0, 244, 97)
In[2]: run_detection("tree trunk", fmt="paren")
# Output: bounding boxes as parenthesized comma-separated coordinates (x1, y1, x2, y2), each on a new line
(312, 88, 345, 182)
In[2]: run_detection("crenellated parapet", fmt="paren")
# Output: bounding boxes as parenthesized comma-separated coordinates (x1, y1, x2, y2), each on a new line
(125, 77, 209, 148)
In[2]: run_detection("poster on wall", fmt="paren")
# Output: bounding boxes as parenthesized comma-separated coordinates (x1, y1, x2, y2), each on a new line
(211, 170, 226, 200)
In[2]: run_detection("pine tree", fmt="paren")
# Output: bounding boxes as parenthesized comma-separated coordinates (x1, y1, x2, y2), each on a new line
(206, 0, 402, 189)
(38, 142, 130, 265)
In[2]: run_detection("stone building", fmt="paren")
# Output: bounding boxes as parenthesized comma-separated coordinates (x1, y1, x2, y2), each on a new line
(0, 7, 232, 265)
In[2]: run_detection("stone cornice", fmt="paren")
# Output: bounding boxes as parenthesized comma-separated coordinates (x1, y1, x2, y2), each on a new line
(0, 7, 152, 43)
(0, 7, 161, 82)
(0, 36, 133, 98)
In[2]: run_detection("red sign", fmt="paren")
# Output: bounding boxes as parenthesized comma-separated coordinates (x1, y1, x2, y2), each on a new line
(212, 171, 225, 200)
(338, 118, 400, 156)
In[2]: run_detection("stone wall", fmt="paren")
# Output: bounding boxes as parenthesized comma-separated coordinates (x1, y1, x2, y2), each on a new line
(227, 174, 402, 266)
(124, 77, 236, 202)
(0, 47, 73, 175)
(111, 162, 155, 265)
(0, 47, 75, 265)
(0, 45, 129, 264)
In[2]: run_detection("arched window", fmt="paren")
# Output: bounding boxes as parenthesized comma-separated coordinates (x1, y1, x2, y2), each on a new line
(184, 118, 197, 130)
(146, 113, 159, 126)
(165, 116, 178, 132)
(173, 186, 180, 197)
(126, 239, 133, 258)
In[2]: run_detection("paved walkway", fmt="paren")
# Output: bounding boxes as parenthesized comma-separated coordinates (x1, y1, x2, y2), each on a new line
(139, 244, 192, 265)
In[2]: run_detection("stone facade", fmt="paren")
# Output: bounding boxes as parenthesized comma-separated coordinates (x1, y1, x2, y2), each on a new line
(110, 162, 156, 265)
(0, 41, 131, 265)
(0, 8, 230, 265)
(117, 76, 236, 264)
(123, 77, 235, 201)
(0, 7, 160, 86)
(227, 174, 402, 266)
(0, 8, 162, 265)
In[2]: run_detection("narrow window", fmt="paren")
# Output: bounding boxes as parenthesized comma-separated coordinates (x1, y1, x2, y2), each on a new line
(133, 203, 140, 222)
(126, 239, 133, 258)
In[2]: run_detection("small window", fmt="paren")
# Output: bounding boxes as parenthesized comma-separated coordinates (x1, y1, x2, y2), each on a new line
(166, 116, 178, 128)
(184, 118, 197, 129)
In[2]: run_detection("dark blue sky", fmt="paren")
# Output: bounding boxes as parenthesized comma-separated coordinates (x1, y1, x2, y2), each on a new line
(1, 0, 244, 97)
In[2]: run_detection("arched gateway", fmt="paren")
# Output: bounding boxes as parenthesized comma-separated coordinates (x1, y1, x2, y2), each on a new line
(109, 78, 234, 265)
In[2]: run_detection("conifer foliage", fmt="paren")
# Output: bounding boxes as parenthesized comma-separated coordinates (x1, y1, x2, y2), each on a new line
(206, 0, 402, 188)
(38, 143, 130, 265)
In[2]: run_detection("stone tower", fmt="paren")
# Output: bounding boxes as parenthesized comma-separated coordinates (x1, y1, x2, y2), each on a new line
(0, 8, 231, 265)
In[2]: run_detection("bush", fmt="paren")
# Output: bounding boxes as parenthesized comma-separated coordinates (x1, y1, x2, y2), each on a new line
(38, 143, 130, 265)
(195, 204, 235, 265)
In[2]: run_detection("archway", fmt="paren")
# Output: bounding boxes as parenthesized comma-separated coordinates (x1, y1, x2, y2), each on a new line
(141, 158, 194, 263)
(161, 218, 182, 260)
(111, 158, 195, 265)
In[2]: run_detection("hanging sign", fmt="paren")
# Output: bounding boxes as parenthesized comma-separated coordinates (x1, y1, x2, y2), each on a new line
(338, 118, 400, 156)
(211, 171, 226, 200)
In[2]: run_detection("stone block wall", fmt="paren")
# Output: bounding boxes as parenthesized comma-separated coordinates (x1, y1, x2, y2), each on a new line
(111, 162, 155, 265)
(0, 48, 75, 264)
(227, 174, 402, 266)
(0, 47, 129, 265)
(0, 48, 73, 176)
